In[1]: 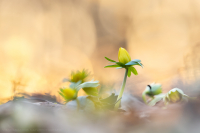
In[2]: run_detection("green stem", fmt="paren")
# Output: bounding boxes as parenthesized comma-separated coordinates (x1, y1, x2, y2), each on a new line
(142, 91, 147, 104)
(115, 68, 128, 110)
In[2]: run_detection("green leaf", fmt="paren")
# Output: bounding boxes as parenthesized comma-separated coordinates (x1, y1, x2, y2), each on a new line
(76, 80, 99, 91)
(83, 87, 98, 96)
(59, 91, 66, 99)
(127, 67, 132, 77)
(125, 61, 138, 66)
(116, 67, 123, 69)
(87, 93, 121, 110)
(100, 93, 118, 109)
(100, 93, 118, 103)
(131, 59, 141, 62)
(104, 65, 120, 68)
(105, 57, 116, 62)
(138, 62, 143, 68)
(125, 59, 143, 68)
(131, 67, 138, 75)
(116, 62, 126, 67)
(69, 80, 82, 89)
(59, 88, 64, 93)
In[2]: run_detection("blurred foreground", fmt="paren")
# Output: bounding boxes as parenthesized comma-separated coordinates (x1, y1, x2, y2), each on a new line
(0, 93, 200, 133)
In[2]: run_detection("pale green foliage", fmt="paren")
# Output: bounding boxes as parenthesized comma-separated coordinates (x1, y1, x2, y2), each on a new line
(163, 88, 189, 105)
(142, 83, 162, 105)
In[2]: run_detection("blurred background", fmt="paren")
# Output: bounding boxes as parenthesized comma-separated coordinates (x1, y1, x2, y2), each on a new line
(1, 0, 200, 103)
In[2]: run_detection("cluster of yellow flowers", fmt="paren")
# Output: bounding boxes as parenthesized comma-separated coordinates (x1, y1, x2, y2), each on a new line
(58, 47, 193, 111)
(59, 70, 99, 103)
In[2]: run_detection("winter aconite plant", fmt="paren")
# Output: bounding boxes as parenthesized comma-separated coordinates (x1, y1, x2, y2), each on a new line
(105, 47, 143, 110)
(59, 70, 99, 110)
(59, 69, 121, 111)
(58, 48, 196, 112)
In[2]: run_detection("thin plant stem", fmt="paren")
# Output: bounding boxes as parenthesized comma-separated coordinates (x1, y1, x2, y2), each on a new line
(142, 91, 147, 104)
(115, 68, 128, 110)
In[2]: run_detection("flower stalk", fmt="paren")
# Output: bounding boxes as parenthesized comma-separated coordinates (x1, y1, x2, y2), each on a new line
(105, 47, 143, 111)
(142, 91, 147, 104)
(115, 68, 128, 110)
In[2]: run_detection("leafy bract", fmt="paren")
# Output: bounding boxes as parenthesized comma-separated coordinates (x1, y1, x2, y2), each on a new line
(100, 93, 118, 110)
(83, 87, 98, 96)
(104, 65, 120, 68)
(105, 57, 116, 62)
(128, 67, 132, 77)
(115, 62, 126, 67)
(69, 80, 82, 89)
(76, 80, 99, 91)
(131, 67, 138, 75)
(105, 58, 143, 70)
(116, 67, 123, 69)
(125, 59, 143, 68)
(87, 93, 119, 110)
(138, 62, 144, 68)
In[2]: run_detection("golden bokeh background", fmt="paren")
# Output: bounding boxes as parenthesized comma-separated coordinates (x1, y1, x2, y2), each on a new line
(0, 0, 200, 102)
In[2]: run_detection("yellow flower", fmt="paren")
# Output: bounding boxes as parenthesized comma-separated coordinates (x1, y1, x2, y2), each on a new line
(70, 69, 90, 83)
(62, 88, 77, 100)
(166, 88, 183, 103)
(118, 47, 131, 64)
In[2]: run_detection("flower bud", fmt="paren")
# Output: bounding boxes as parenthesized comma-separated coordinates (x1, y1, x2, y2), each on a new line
(118, 47, 131, 64)
(144, 83, 162, 97)
(164, 88, 185, 103)
(142, 83, 162, 104)
(62, 88, 77, 100)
